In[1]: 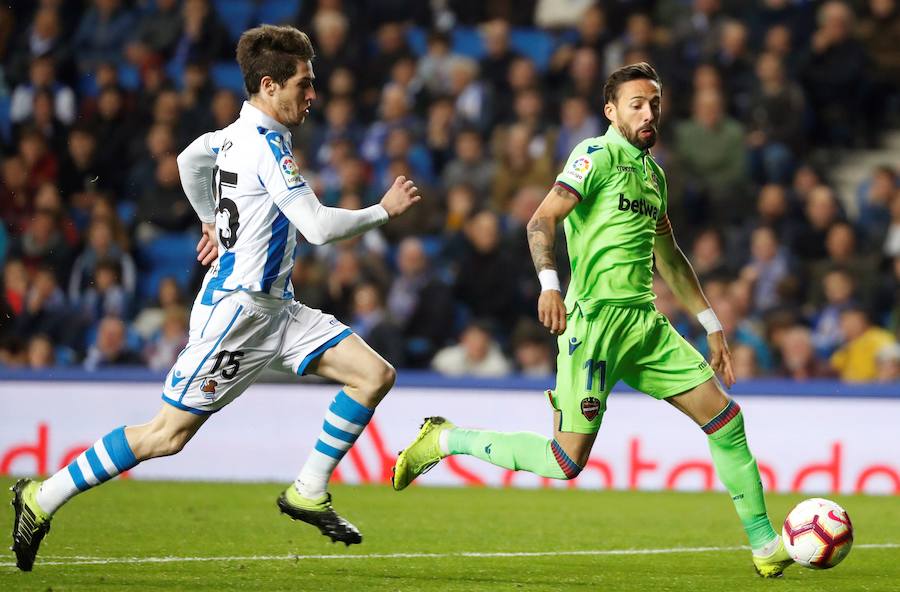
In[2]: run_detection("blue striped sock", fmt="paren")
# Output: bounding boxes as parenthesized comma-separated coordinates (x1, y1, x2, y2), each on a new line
(296, 390, 374, 498)
(37, 426, 138, 514)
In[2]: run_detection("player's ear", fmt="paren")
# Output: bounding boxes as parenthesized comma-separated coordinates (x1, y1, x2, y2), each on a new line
(260, 75, 277, 96)
(604, 102, 616, 124)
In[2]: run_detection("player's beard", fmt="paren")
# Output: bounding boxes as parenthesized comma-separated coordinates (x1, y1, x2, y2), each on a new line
(618, 122, 657, 150)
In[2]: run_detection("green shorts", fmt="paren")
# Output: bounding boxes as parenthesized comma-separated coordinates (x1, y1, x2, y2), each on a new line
(549, 301, 715, 434)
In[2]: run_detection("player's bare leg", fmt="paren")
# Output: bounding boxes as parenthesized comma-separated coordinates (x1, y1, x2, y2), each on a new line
(278, 334, 395, 545)
(668, 379, 793, 577)
(11, 405, 206, 571)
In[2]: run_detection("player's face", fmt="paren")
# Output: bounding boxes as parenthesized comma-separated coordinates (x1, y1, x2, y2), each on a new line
(606, 79, 661, 150)
(273, 60, 317, 127)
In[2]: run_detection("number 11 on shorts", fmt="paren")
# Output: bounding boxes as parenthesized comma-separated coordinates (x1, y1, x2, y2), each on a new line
(583, 359, 607, 392)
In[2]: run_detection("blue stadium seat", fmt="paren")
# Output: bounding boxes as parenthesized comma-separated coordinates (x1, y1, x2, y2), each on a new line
(510, 28, 555, 71)
(452, 27, 485, 59)
(406, 27, 427, 56)
(213, 0, 255, 42)
(256, 0, 301, 25)
(211, 61, 246, 95)
(118, 64, 141, 90)
(0, 94, 10, 145)
(138, 233, 198, 303)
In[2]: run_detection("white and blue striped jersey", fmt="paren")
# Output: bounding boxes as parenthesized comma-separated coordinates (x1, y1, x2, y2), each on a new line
(197, 102, 316, 306)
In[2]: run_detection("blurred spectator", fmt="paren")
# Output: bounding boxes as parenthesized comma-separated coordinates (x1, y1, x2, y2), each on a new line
(731, 344, 760, 380)
(125, 0, 183, 66)
(10, 56, 76, 127)
(672, 0, 727, 66)
(310, 9, 359, 95)
(69, 218, 137, 302)
(698, 297, 772, 370)
(746, 52, 805, 184)
(875, 343, 900, 383)
(2, 259, 28, 317)
(26, 334, 56, 369)
(83, 316, 142, 370)
(811, 268, 857, 357)
(858, 0, 900, 116)
(9, 208, 70, 282)
(674, 89, 748, 226)
(72, 0, 136, 73)
(133, 277, 184, 340)
(884, 190, 900, 258)
(18, 128, 58, 193)
(491, 123, 554, 210)
(361, 84, 420, 166)
(741, 226, 791, 314)
(831, 307, 897, 382)
(1, 155, 32, 232)
(441, 128, 495, 195)
(58, 125, 108, 201)
(143, 305, 189, 371)
(448, 56, 492, 132)
(387, 237, 454, 367)
(364, 22, 413, 108)
(171, 0, 230, 67)
(432, 320, 512, 377)
(510, 319, 554, 376)
(690, 227, 730, 282)
(799, 1, 870, 146)
(14, 266, 70, 341)
(7, 7, 74, 85)
(875, 256, 900, 334)
(135, 154, 195, 241)
(555, 95, 602, 167)
(807, 222, 877, 307)
(653, 275, 693, 336)
(416, 31, 454, 97)
(480, 19, 519, 99)
(350, 281, 405, 368)
(794, 184, 842, 262)
(777, 325, 832, 380)
(603, 12, 657, 76)
(86, 86, 134, 192)
(455, 210, 518, 326)
(715, 20, 756, 117)
(77, 258, 130, 326)
(856, 165, 897, 249)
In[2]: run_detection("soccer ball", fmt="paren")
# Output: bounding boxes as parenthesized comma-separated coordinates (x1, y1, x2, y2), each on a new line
(782, 498, 854, 569)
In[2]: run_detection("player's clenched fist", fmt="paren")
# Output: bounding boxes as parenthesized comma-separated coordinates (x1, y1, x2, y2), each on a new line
(538, 289, 567, 335)
(380, 175, 422, 218)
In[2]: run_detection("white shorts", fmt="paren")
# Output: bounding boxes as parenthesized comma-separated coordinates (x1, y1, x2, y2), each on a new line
(162, 290, 352, 415)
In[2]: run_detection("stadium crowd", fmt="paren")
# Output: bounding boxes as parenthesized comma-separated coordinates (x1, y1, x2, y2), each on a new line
(0, 0, 899, 383)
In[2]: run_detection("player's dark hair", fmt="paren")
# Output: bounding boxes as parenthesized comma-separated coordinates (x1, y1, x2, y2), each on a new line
(603, 62, 661, 105)
(236, 25, 315, 96)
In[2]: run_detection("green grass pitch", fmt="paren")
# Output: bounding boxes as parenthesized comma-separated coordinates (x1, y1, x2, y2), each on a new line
(2, 477, 898, 591)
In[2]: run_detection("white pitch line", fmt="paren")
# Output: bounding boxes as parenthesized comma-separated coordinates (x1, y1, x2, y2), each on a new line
(2, 543, 898, 569)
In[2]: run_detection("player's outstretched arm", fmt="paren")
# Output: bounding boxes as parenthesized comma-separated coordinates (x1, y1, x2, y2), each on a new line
(528, 185, 579, 335)
(275, 176, 421, 245)
(653, 225, 735, 387)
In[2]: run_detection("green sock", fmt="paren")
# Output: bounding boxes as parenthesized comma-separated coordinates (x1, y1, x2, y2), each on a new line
(447, 429, 581, 480)
(704, 401, 777, 551)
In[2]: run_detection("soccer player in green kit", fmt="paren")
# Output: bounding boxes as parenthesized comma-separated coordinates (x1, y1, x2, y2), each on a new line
(392, 63, 794, 578)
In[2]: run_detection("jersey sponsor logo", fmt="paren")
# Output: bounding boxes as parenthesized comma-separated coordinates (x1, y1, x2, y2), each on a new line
(280, 154, 304, 189)
(616, 165, 637, 173)
(563, 155, 593, 182)
(617, 194, 659, 220)
(580, 396, 602, 421)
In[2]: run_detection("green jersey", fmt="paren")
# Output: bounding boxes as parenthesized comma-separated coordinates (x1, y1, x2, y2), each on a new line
(554, 125, 670, 311)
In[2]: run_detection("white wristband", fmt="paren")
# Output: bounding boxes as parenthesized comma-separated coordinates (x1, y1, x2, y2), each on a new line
(538, 269, 561, 292)
(697, 308, 723, 335)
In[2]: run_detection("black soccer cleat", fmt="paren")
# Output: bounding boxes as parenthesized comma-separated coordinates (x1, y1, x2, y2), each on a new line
(277, 488, 362, 546)
(10, 479, 52, 572)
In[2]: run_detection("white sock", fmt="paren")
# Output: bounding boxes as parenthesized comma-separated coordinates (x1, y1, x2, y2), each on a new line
(294, 390, 373, 500)
(438, 429, 451, 456)
(752, 534, 781, 557)
(36, 470, 79, 515)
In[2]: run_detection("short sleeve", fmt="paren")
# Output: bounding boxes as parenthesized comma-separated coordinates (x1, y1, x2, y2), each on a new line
(554, 142, 608, 201)
(257, 130, 312, 205)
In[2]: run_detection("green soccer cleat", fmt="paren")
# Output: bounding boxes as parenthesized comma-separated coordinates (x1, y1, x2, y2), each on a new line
(391, 416, 455, 491)
(752, 535, 795, 578)
(10, 479, 52, 572)
(277, 487, 362, 546)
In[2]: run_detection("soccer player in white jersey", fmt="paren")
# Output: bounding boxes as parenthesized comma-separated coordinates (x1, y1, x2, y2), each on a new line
(10, 25, 422, 570)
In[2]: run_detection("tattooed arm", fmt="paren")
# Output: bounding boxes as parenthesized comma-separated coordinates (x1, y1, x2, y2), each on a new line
(527, 184, 580, 334)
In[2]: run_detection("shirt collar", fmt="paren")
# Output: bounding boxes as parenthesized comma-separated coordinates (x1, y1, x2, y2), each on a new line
(604, 124, 647, 160)
(240, 101, 290, 135)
